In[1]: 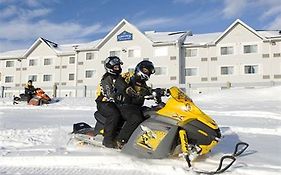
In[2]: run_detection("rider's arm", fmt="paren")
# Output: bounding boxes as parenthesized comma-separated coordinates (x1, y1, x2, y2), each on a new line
(25, 86, 35, 95)
(114, 76, 129, 94)
(100, 76, 116, 101)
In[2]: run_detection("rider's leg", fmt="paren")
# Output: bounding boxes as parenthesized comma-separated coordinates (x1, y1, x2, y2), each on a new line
(97, 102, 121, 148)
(116, 104, 143, 145)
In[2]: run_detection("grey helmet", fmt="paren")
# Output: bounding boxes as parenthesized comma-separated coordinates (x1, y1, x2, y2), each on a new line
(104, 56, 123, 75)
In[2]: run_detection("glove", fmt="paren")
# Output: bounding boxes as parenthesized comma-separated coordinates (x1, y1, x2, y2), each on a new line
(139, 87, 152, 97)
(126, 87, 138, 97)
(153, 88, 165, 97)
(28, 91, 34, 95)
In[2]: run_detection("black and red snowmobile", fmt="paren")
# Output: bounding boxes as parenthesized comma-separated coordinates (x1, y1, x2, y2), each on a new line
(13, 88, 57, 106)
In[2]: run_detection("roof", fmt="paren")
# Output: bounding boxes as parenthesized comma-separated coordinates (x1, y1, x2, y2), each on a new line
(0, 38, 102, 59)
(214, 19, 265, 44)
(0, 49, 26, 59)
(53, 39, 101, 54)
(145, 31, 191, 44)
(257, 30, 281, 39)
(184, 32, 222, 45)
(184, 19, 281, 46)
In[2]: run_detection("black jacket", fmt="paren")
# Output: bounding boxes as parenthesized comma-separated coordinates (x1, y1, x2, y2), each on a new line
(24, 85, 36, 96)
(96, 73, 119, 102)
(114, 72, 151, 107)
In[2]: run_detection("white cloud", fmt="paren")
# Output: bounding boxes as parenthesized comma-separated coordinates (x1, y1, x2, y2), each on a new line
(0, 6, 18, 19)
(0, 0, 60, 7)
(222, 0, 247, 18)
(25, 0, 43, 7)
(266, 15, 281, 30)
(137, 18, 176, 28)
(0, 6, 52, 21)
(0, 19, 108, 41)
(172, 0, 194, 4)
(0, 19, 110, 52)
(0, 2, 111, 52)
(222, 0, 281, 30)
(222, 0, 281, 20)
(256, 0, 281, 20)
(0, 40, 29, 52)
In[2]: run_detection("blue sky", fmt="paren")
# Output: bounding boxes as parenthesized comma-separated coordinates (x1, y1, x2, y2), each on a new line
(0, 0, 281, 52)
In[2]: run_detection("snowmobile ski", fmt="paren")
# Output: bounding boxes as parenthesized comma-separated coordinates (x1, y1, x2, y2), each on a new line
(69, 133, 104, 148)
(69, 133, 122, 152)
(189, 142, 249, 174)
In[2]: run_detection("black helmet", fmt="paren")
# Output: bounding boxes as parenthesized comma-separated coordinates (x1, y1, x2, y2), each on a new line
(28, 80, 33, 84)
(135, 60, 155, 81)
(104, 56, 123, 75)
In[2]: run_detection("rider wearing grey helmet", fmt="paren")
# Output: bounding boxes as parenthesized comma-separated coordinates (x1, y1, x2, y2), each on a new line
(95, 56, 123, 148)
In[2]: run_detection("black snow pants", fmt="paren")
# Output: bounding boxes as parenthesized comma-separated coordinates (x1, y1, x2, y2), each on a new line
(116, 104, 144, 143)
(96, 101, 122, 144)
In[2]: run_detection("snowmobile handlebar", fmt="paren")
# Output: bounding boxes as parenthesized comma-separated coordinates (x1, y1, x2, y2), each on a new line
(144, 88, 170, 104)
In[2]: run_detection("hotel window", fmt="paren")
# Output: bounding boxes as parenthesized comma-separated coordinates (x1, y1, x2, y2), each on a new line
(185, 68, 198, 76)
(220, 46, 233, 55)
(28, 75, 38, 82)
(155, 67, 167, 75)
(69, 73, 75, 81)
(5, 76, 14, 83)
(185, 49, 197, 57)
(154, 47, 168, 57)
(43, 74, 52, 81)
(69, 57, 75, 64)
(128, 67, 135, 73)
(128, 49, 141, 58)
(86, 52, 95, 60)
(221, 66, 234, 75)
(6, 61, 14, 67)
(29, 59, 38, 66)
(109, 50, 120, 57)
(244, 44, 257, 54)
(44, 58, 52, 65)
(244, 65, 258, 74)
(85, 70, 96, 78)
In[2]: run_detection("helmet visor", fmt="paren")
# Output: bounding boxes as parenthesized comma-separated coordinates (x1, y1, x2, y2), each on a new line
(109, 57, 123, 66)
(142, 67, 151, 77)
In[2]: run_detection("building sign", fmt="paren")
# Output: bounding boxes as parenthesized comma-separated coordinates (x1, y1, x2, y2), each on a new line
(117, 31, 133, 41)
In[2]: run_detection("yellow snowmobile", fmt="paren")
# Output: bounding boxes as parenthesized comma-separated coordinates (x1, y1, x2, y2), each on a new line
(72, 86, 248, 174)
(122, 86, 221, 161)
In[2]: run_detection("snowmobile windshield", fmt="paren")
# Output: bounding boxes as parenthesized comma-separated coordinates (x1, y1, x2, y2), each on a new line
(169, 87, 192, 103)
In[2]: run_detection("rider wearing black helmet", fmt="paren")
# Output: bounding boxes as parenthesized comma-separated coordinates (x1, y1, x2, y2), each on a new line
(114, 60, 155, 147)
(95, 56, 123, 148)
(134, 60, 155, 82)
(25, 80, 36, 103)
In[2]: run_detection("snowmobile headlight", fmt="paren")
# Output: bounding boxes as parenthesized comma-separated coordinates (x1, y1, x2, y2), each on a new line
(182, 104, 191, 112)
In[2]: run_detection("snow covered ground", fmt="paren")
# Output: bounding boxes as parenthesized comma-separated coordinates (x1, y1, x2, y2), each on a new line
(0, 86, 280, 175)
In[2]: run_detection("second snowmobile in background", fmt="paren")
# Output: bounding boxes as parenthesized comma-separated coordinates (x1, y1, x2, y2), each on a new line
(13, 88, 55, 105)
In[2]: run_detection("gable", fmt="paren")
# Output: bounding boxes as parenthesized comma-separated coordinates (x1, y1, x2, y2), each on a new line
(97, 19, 152, 50)
(24, 39, 57, 58)
(216, 22, 263, 44)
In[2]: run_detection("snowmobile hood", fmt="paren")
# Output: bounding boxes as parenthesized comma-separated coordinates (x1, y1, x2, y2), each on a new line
(156, 87, 218, 130)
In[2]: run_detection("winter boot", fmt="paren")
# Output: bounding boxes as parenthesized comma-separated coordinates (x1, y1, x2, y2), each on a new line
(102, 139, 117, 149)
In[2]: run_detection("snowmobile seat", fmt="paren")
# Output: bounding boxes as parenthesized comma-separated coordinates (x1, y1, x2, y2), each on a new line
(72, 122, 94, 134)
(17, 93, 28, 101)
